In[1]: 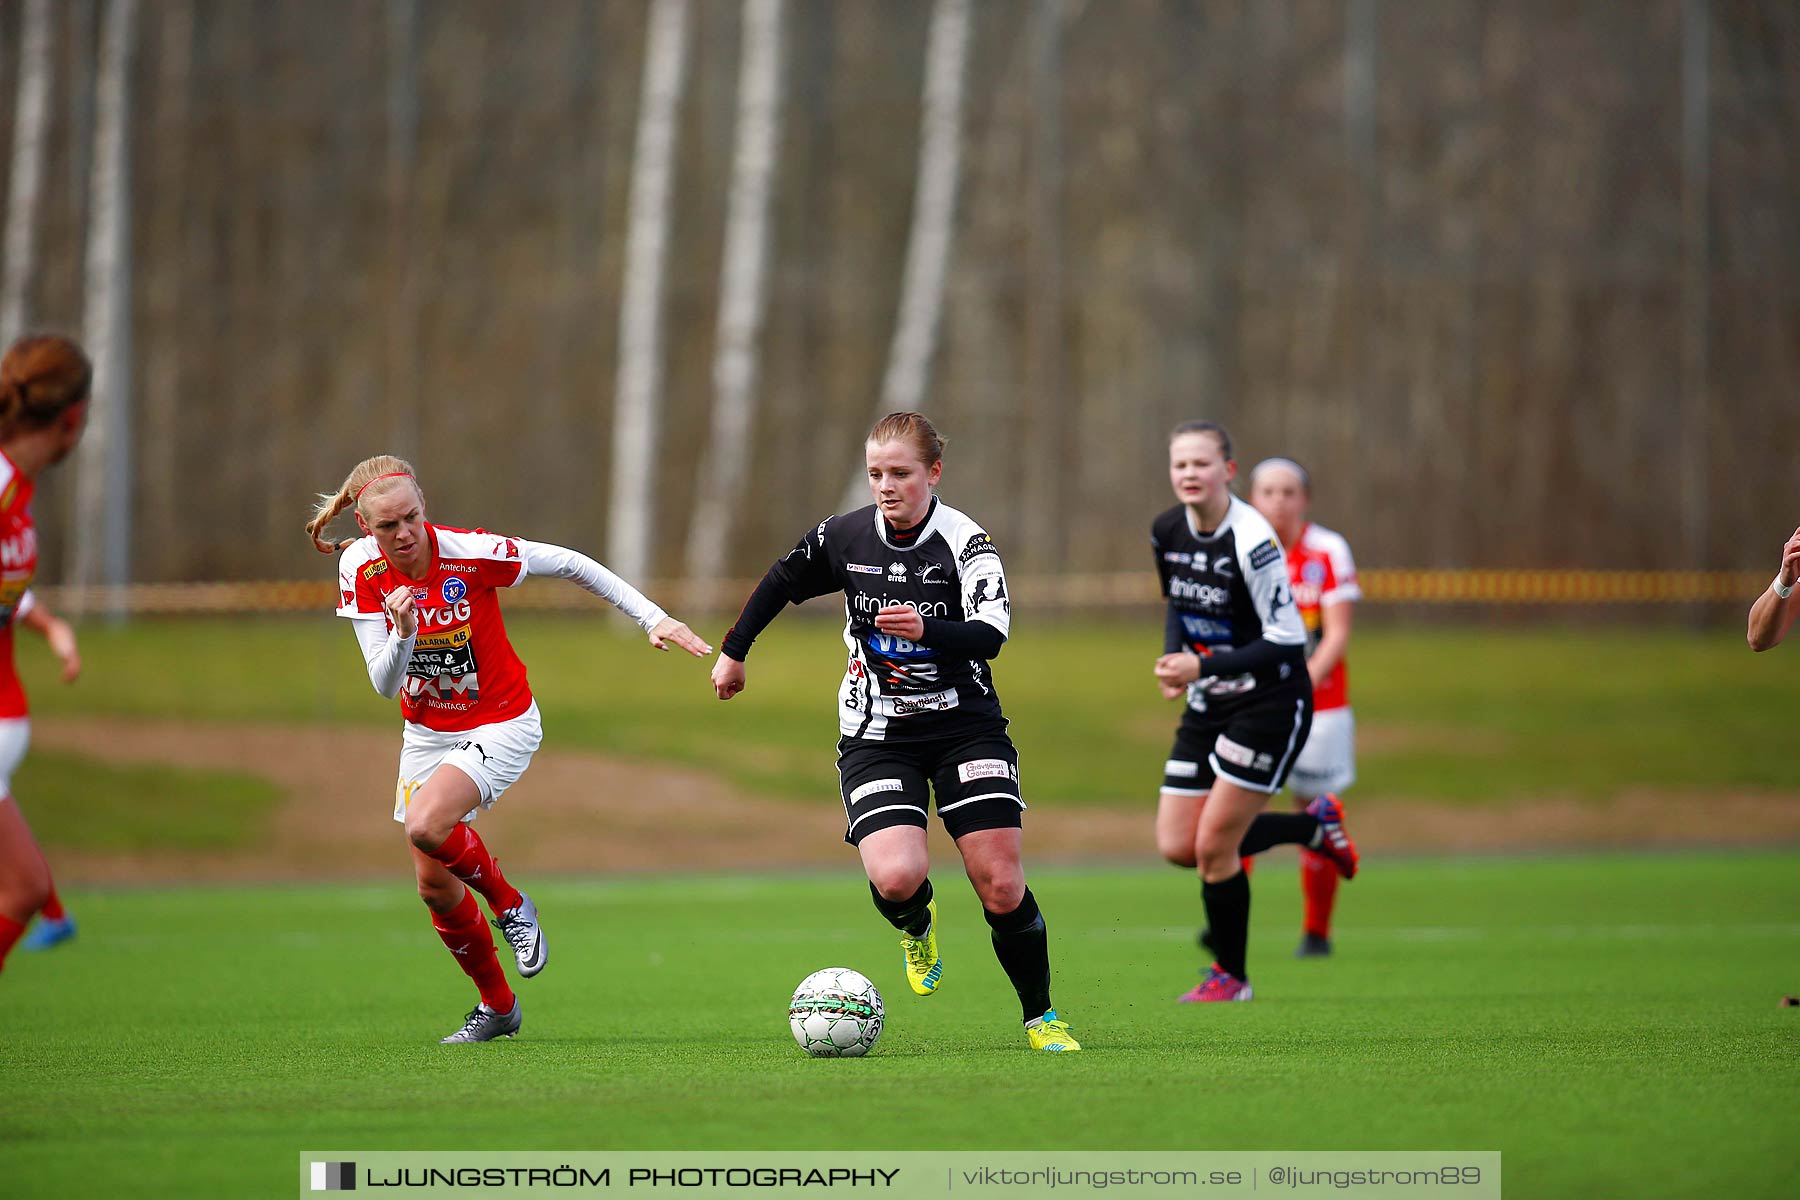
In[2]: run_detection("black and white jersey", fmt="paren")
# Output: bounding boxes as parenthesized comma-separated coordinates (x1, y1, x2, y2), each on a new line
(1152, 496, 1308, 714)
(767, 499, 1010, 741)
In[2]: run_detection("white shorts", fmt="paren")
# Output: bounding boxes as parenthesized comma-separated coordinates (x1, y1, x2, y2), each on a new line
(0, 718, 27, 798)
(393, 702, 543, 827)
(1287, 706, 1355, 797)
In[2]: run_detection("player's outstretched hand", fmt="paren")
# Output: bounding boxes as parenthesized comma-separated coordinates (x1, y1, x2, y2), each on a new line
(649, 617, 712, 657)
(47, 616, 79, 683)
(1781, 525, 1800, 590)
(383, 586, 418, 638)
(711, 654, 746, 700)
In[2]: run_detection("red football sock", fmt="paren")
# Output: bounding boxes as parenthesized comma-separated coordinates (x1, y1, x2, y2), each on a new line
(0, 914, 24, 973)
(426, 824, 523, 916)
(1239, 855, 1256, 879)
(430, 889, 515, 1013)
(1300, 849, 1340, 938)
(40, 885, 65, 922)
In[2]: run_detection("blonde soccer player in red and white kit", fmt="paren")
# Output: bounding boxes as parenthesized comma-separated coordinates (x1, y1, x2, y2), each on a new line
(0, 335, 92, 974)
(1248, 457, 1361, 957)
(309, 456, 710, 1042)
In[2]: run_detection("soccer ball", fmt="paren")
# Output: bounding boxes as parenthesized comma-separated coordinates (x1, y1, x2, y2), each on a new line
(789, 967, 884, 1057)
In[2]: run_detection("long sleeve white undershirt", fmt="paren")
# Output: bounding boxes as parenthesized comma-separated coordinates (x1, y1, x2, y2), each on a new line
(350, 617, 415, 698)
(346, 540, 666, 697)
(518, 539, 667, 632)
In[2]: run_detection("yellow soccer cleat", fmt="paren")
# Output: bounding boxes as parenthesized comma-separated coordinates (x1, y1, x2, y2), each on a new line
(900, 900, 942, 996)
(1025, 1011, 1081, 1053)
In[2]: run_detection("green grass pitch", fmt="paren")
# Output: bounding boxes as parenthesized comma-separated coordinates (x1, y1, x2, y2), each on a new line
(4, 853, 1794, 1198)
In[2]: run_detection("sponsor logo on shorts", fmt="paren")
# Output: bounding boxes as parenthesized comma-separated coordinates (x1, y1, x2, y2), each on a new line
(1214, 735, 1257, 769)
(956, 758, 1013, 784)
(850, 778, 905, 803)
(1249, 539, 1282, 571)
(847, 563, 882, 574)
(888, 688, 957, 716)
(1164, 759, 1200, 779)
(441, 576, 468, 604)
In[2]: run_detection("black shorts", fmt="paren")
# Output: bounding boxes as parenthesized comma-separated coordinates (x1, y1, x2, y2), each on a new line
(836, 729, 1025, 846)
(1161, 689, 1313, 796)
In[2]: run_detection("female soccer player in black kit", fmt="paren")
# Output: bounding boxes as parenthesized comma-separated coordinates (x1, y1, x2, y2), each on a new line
(1151, 422, 1357, 1001)
(711, 412, 1079, 1052)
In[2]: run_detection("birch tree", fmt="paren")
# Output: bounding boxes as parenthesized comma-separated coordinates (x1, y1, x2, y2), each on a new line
(1, 0, 53, 337)
(683, 0, 785, 593)
(607, 0, 690, 583)
(840, 0, 970, 513)
(71, 0, 137, 613)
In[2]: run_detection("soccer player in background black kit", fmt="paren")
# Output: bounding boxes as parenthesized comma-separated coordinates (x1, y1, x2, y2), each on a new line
(1151, 422, 1357, 1002)
(710, 412, 1080, 1052)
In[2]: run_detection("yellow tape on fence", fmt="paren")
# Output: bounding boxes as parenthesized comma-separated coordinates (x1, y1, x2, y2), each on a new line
(29, 570, 1772, 616)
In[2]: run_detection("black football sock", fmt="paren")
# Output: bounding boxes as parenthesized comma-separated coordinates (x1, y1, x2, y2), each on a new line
(1201, 869, 1251, 981)
(1237, 812, 1320, 857)
(869, 878, 933, 937)
(984, 888, 1052, 1022)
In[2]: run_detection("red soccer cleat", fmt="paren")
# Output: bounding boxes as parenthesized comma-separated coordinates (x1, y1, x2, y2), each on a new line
(1306, 794, 1359, 880)
(1178, 963, 1254, 1003)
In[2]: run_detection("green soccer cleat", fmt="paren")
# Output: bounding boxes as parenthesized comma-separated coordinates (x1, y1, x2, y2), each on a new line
(1025, 1011, 1081, 1052)
(900, 900, 942, 996)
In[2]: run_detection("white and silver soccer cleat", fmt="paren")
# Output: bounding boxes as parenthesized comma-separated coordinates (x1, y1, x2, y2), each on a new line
(493, 893, 547, 977)
(440, 998, 523, 1043)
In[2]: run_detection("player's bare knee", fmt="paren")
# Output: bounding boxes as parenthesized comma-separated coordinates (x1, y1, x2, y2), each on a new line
(975, 874, 1025, 913)
(868, 862, 927, 901)
(1156, 828, 1197, 867)
(405, 815, 449, 854)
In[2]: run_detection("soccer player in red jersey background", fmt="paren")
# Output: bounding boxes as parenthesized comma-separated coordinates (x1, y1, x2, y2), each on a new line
(1248, 457, 1361, 957)
(309, 455, 709, 1041)
(0, 335, 93, 974)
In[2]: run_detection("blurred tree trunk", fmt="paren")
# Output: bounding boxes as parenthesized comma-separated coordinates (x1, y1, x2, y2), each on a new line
(841, 0, 969, 512)
(71, 0, 135, 614)
(608, 0, 690, 581)
(684, 0, 784, 595)
(1, 0, 53, 338)
(1019, 0, 1065, 572)
(140, 0, 192, 566)
(384, 0, 420, 455)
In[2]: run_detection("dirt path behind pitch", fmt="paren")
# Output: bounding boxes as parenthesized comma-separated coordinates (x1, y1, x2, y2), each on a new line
(32, 716, 1800, 885)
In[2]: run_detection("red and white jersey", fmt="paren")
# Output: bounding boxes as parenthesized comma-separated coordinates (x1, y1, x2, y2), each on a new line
(1288, 523, 1361, 712)
(0, 451, 35, 718)
(336, 524, 534, 732)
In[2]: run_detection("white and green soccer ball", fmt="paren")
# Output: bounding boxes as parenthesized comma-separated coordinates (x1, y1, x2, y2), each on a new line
(789, 967, 884, 1057)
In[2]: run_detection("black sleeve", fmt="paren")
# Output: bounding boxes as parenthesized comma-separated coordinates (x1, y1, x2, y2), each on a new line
(1199, 637, 1306, 679)
(720, 571, 790, 661)
(1151, 520, 1173, 598)
(719, 520, 842, 661)
(1163, 603, 1187, 654)
(918, 616, 1006, 660)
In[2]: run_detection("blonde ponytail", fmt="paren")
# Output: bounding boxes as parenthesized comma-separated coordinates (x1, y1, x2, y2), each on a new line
(306, 455, 420, 554)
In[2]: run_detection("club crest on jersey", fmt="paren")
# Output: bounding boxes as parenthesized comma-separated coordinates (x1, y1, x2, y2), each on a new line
(918, 563, 948, 585)
(441, 576, 468, 604)
(1303, 560, 1327, 585)
(1212, 554, 1236, 578)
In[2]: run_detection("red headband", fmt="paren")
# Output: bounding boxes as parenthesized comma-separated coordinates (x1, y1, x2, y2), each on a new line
(355, 472, 414, 503)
